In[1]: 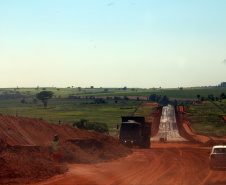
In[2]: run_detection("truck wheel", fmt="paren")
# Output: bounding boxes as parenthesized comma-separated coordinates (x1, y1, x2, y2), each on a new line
(145, 137, 150, 148)
(140, 137, 150, 149)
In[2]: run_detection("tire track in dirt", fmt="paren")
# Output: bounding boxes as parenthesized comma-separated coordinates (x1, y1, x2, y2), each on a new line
(122, 149, 167, 185)
(199, 170, 214, 185)
(33, 145, 219, 185)
(203, 170, 226, 185)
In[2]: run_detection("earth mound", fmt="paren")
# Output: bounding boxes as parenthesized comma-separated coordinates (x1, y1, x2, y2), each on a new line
(0, 115, 132, 184)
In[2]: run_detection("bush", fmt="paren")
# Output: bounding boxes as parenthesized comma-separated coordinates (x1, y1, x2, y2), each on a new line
(123, 96, 129, 100)
(73, 119, 87, 129)
(73, 119, 109, 134)
(220, 93, 226, 99)
(21, 99, 26, 104)
(94, 98, 106, 104)
(85, 122, 109, 134)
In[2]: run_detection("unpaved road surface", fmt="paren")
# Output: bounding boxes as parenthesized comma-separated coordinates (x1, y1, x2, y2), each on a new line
(151, 105, 186, 142)
(33, 105, 226, 185)
(33, 144, 226, 185)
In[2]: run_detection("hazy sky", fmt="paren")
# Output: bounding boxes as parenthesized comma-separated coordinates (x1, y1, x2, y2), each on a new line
(1, 0, 226, 88)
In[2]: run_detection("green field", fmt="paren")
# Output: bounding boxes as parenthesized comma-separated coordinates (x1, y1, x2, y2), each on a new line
(0, 98, 143, 135)
(0, 86, 226, 137)
(185, 100, 226, 137)
(1, 86, 226, 99)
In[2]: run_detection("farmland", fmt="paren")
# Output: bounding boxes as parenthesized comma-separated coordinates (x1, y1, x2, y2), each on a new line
(1, 86, 226, 99)
(0, 86, 226, 136)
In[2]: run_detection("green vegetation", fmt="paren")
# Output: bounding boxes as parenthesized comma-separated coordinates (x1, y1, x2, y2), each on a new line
(73, 119, 109, 134)
(0, 98, 141, 135)
(36, 91, 54, 107)
(185, 100, 226, 137)
(134, 104, 156, 117)
(1, 86, 226, 100)
(149, 94, 169, 106)
(0, 86, 226, 137)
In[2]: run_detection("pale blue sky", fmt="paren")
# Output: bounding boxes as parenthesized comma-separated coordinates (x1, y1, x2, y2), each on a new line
(0, 0, 225, 88)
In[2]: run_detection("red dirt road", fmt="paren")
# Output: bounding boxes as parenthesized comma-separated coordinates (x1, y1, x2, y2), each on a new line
(32, 143, 226, 185)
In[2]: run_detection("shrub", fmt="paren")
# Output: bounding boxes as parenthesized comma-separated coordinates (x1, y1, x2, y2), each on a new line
(220, 93, 226, 99)
(86, 122, 109, 134)
(73, 119, 109, 134)
(21, 99, 26, 104)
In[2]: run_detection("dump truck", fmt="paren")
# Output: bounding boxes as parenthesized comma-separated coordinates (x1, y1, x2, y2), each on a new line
(119, 116, 151, 148)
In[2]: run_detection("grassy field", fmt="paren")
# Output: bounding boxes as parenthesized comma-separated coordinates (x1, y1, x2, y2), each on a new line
(185, 100, 226, 137)
(0, 98, 143, 135)
(1, 86, 226, 137)
(1, 86, 226, 99)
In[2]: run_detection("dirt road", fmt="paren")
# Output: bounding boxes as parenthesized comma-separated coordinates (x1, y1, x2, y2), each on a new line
(32, 105, 226, 185)
(32, 143, 226, 185)
(151, 105, 186, 142)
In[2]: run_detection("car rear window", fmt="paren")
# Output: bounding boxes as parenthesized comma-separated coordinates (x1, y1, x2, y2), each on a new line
(213, 148, 226, 153)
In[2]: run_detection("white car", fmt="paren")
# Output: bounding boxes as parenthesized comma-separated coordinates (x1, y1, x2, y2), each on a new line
(209, 145, 226, 170)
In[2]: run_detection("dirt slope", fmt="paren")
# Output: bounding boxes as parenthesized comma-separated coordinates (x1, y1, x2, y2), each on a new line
(0, 115, 132, 184)
(175, 107, 226, 146)
(0, 114, 95, 146)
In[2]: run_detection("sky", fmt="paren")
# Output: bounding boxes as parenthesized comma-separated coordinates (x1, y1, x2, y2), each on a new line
(0, 0, 226, 88)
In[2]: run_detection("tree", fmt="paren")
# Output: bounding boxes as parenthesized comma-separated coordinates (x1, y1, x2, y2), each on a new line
(123, 96, 129, 100)
(208, 94, 214, 101)
(160, 95, 169, 106)
(21, 99, 26, 104)
(149, 94, 161, 102)
(36, 91, 54, 107)
(149, 94, 157, 101)
(220, 93, 226, 99)
(197, 94, 200, 101)
(173, 99, 178, 106)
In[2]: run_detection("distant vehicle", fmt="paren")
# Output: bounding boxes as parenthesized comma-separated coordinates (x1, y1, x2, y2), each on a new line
(209, 145, 226, 170)
(119, 116, 151, 148)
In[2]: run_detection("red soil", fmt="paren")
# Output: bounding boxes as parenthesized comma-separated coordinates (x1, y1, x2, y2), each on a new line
(32, 144, 223, 185)
(220, 115, 226, 122)
(0, 115, 132, 184)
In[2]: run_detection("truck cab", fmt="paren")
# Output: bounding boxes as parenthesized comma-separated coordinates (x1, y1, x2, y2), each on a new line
(119, 121, 142, 147)
(119, 116, 151, 148)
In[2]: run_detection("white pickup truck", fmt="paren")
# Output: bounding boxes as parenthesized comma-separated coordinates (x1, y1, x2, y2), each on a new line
(209, 145, 226, 170)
